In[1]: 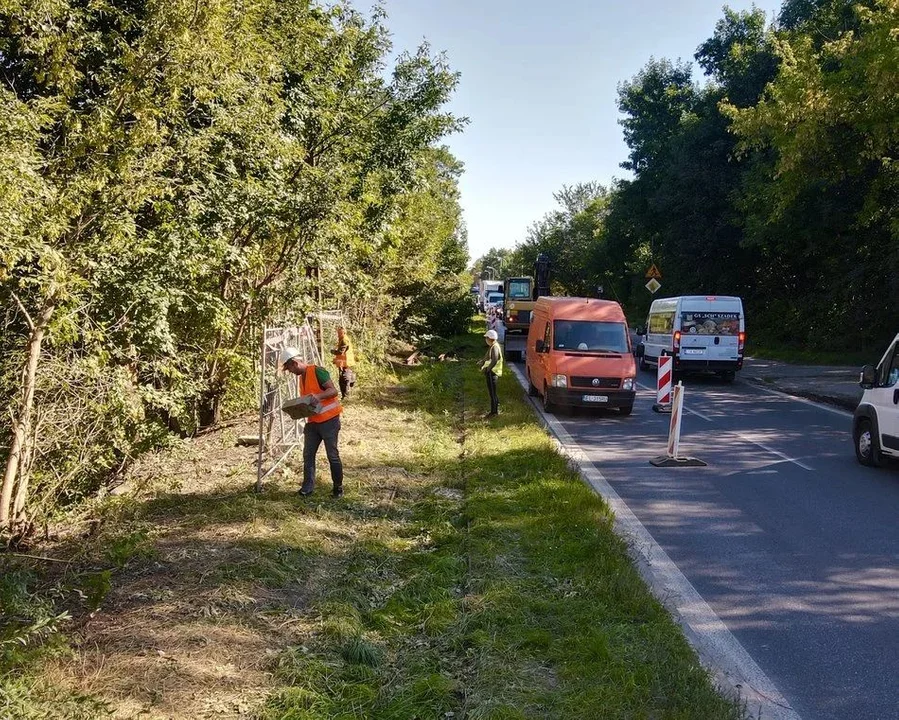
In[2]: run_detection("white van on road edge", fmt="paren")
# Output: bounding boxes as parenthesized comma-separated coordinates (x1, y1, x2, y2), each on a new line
(638, 296, 745, 381)
(853, 333, 899, 466)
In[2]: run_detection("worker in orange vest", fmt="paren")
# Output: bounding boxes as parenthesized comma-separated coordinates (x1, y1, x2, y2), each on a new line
(280, 347, 343, 498)
(331, 326, 357, 399)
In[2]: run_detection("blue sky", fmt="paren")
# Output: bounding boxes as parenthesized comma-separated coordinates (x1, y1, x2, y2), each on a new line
(377, 0, 784, 260)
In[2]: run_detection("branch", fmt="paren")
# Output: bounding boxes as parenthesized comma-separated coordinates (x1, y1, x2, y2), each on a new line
(5, 552, 70, 564)
(306, 90, 393, 168)
(10, 293, 35, 332)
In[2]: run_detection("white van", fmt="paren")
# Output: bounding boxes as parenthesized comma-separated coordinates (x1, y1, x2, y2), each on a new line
(639, 296, 745, 381)
(853, 332, 899, 466)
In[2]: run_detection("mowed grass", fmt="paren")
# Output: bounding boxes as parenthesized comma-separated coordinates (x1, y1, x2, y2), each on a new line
(1, 329, 744, 719)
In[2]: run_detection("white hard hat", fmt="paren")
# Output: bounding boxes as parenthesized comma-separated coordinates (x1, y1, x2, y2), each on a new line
(279, 346, 301, 367)
(484, 329, 499, 340)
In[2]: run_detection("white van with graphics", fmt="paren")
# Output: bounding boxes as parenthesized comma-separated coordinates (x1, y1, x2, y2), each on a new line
(639, 296, 745, 381)
(853, 333, 899, 466)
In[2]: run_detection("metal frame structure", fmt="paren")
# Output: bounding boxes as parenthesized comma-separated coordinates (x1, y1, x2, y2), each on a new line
(254, 312, 347, 491)
(255, 322, 320, 491)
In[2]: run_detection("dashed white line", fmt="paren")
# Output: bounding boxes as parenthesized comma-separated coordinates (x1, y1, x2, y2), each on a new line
(637, 381, 714, 422)
(733, 434, 814, 471)
(637, 381, 814, 469)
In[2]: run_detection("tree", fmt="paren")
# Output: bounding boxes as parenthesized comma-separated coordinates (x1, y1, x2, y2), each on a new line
(471, 248, 514, 281)
(724, 0, 898, 350)
(510, 183, 611, 297)
(617, 58, 696, 173)
(696, 7, 779, 108)
(0, 0, 467, 535)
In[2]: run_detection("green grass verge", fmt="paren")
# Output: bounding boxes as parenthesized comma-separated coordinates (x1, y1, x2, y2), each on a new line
(1, 326, 745, 719)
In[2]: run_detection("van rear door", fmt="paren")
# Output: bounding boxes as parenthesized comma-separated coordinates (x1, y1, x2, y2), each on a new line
(678, 299, 743, 363)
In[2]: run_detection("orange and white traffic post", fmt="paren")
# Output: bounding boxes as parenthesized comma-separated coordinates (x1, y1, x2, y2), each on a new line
(650, 381, 707, 468)
(666, 381, 685, 458)
(652, 355, 673, 413)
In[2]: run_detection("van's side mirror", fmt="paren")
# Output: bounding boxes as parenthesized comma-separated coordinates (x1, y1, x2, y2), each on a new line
(860, 364, 876, 389)
(535, 339, 546, 354)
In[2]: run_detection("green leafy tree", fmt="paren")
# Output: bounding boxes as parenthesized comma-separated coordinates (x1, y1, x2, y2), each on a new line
(724, 0, 898, 350)
(0, 0, 466, 534)
(470, 247, 514, 282)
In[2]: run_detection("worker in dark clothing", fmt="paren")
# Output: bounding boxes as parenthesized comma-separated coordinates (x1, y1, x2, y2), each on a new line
(481, 329, 504, 418)
(331, 326, 356, 400)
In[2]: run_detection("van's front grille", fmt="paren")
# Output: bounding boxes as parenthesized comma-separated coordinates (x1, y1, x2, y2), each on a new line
(571, 376, 620, 389)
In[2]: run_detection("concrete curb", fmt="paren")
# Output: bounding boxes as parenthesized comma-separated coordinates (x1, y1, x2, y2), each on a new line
(509, 364, 802, 720)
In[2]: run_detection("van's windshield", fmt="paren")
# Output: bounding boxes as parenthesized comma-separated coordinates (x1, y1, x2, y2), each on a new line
(553, 321, 629, 353)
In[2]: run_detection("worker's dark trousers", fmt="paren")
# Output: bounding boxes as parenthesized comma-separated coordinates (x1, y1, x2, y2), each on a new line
(338, 367, 354, 399)
(302, 416, 342, 493)
(485, 371, 499, 414)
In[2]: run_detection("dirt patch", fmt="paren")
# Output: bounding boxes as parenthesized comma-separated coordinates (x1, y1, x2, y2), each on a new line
(26, 415, 309, 719)
(20, 394, 438, 719)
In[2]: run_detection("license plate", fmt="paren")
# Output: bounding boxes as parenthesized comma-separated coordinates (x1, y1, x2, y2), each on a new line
(583, 395, 608, 403)
(683, 348, 704, 355)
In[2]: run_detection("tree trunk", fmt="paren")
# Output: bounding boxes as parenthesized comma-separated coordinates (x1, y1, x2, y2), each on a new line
(12, 426, 35, 522)
(1, 299, 54, 530)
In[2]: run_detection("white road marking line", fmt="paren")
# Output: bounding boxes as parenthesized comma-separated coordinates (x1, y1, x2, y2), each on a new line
(734, 434, 814, 472)
(637, 382, 713, 422)
(750, 383, 853, 418)
(686, 406, 714, 422)
(640, 376, 854, 420)
(637, 380, 818, 468)
(510, 365, 802, 720)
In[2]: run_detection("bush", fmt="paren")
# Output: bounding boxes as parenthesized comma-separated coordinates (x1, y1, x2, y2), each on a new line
(394, 279, 474, 343)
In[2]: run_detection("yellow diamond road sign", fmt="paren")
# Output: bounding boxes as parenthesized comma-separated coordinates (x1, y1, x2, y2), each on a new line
(646, 264, 662, 279)
(645, 278, 661, 294)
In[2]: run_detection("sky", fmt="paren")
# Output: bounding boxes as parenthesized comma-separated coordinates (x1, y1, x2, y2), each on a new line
(376, 0, 785, 260)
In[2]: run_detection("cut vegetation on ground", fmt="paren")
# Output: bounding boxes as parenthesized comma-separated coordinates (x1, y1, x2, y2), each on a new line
(1, 331, 744, 719)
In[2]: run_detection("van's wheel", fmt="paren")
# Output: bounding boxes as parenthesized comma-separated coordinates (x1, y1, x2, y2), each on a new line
(639, 354, 649, 371)
(619, 402, 634, 416)
(855, 419, 884, 467)
(721, 371, 736, 383)
(542, 384, 555, 413)
(527, 372, 538, 397)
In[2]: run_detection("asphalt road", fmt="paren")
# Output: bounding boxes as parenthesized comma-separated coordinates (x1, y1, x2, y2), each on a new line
(520, 363, 899, 720)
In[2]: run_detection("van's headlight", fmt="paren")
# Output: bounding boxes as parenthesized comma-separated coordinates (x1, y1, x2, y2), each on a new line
(622, 378, 635, 391)
(551, 374, 568, 388)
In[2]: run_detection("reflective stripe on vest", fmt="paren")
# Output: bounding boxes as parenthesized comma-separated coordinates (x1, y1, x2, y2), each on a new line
(302, 365, 342, 423)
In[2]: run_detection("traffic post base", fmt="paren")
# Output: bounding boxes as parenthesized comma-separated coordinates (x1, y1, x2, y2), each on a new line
(650, 455, 707, 467)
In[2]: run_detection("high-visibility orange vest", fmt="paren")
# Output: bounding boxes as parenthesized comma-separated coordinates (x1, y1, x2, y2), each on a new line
(301, 365, 342, 424)
(333, 333, 356, 369)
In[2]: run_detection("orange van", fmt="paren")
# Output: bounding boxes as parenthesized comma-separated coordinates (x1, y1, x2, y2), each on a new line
(525, 297, 637, 415)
